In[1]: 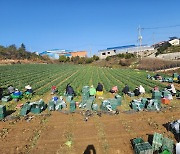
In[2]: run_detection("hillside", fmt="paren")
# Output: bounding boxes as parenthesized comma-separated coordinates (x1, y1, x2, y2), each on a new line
(0, 44, 51, 63)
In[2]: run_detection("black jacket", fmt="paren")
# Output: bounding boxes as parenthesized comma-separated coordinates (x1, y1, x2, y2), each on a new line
(122, 85, 129, 94)
(96, 83, 103, 91)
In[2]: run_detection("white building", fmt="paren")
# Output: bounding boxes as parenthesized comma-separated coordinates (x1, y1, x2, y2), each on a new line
(98, 45, 155, 59)
(169, 39, 180, 46)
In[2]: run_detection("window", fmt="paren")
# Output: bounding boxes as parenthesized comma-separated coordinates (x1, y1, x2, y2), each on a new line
(102, 52, 106, 55)
(107, 52, 110, 54)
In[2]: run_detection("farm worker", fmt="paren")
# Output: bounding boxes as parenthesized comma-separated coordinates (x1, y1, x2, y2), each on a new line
(51, 85, 57, 94)
(133, 87, 140, 96)
(25, 85, 33, 94)
(96, 83, 103, 95)
(109, 86, 118, 94)
(13, 89, 22, 97)
(153, 86, 159, 91)
(66, 84, 75, 96)
(139, 85, 145, 94)
(167, 84, 176, 96)
(8, 85, 15, 94)
(89, 85, 96, 97)
(122, 84, 129, 94)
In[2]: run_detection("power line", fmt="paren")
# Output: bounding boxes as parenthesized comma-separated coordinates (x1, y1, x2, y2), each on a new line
(142, 24, 180, 30)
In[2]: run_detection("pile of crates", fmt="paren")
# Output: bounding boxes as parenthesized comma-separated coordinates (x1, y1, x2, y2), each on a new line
(0, 105, 6, 120)
(152, 133, 174, 154)
(100, 95, 121, 111)
(132, 138, 153, 154)
(48, 96, 66, 111)
(131, 98, 147, 111)
(131, 98, 161, 111)
(20, 99, 46, 116)
(1, 96, 11, 103)
(132, 133, 174, 154)
(79, 86, 96, 111)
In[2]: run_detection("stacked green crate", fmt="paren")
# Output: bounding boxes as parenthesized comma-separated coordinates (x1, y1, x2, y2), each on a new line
(152, 133, 163, 151)
(147, 99, 161, 111)
(100, 100, 110, 111)
(131, 100, 144, 111)
(115, 95, 122, 105)
(135, 142, 153, 154)
(132, 138, 144, 147)
(20, 102, 31, 116)
(92, 104, 98, 111)
(81, 86, 90, 106)
(86, 96, 95, 110)
(0, 105, 6, 120)
(162, 137, 174, 154)
(48, 101, 55, 111)
(162, 90, 171, 98)
(55, 101, 63, 111)
(30, 100, 46, 114)
(141, 98, 148, 106)
(70, 100, 76, 112)
(152, 91, 162, 100)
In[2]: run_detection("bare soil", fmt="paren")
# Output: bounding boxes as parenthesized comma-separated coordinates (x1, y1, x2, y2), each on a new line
(0, 88, 180, 154)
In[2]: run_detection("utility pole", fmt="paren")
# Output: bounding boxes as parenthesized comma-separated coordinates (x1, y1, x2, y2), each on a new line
(138, 25, 143, 59)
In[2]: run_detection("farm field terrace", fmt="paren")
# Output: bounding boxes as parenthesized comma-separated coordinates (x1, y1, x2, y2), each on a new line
(0, 64, 180, 154)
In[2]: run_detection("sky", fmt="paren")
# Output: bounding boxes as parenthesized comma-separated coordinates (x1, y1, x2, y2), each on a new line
(0, 0, 180, 56)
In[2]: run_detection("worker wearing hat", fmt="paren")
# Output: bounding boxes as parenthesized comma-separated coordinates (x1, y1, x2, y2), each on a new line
(25, 85, 33, 94)
(90, 85, 96, 97)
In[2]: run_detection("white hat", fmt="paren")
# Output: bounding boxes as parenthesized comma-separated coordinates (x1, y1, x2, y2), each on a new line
(91, 85, 94, 88)
(25, 85, 32, 89)
(15, 88, 18, 91)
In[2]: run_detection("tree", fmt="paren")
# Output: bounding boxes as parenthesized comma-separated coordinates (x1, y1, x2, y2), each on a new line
(59, 55, 67, 62)
(19, 43, 26, 51)
(92, 55, 99, 61)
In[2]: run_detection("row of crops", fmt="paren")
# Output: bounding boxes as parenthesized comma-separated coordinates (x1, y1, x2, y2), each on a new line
(0, 64, 166, 95)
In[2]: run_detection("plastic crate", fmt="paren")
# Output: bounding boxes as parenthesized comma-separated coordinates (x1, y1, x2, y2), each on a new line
(48, 101, 55, 111)
(152, 133, 163, 151)
(128, 92, 135, 97)
(92, 104, 98, 111)
(152, 91, 162, 100)
(0, 113, 5, 120)
(20, 108, 29, 116)
(70, 100, 76, 112)
(132, 138, 144, 147)
(162, 137, 174, 153)
(162, 91, 171, 98)
(115, 95, 122, 105)
(135, 142, 153, 154)
(1, 96, 11, 102)
(0, 105, 6, 114)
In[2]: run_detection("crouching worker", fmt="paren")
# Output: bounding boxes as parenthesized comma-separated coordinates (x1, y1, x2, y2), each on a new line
(51, 85, 57, 95)
(139, 85, 145, 94)
(24, 85, 33, 99)
(90, 85, 96, 98)
(25, 85, 33, 94)
(66, 83, 75, 96)
(96, 83, 103, 96)
(12, 89, 22, 102)
(122, 84, 129, 95)
(133, 87, 140, 96)
(167, 84, 176, 96)
(109, 86, 118, 94)
(8, 85, 15, 94)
